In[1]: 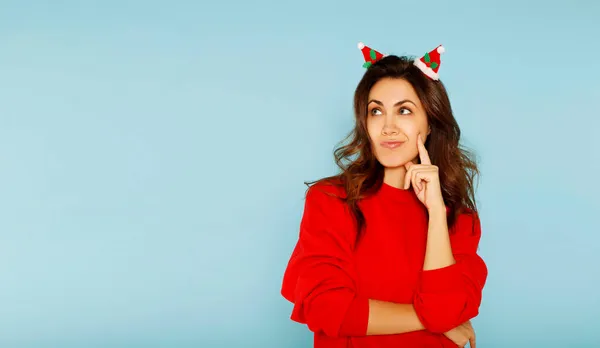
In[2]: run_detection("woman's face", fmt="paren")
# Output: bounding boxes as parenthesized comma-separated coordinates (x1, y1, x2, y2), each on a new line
(366, 78, 430, 168)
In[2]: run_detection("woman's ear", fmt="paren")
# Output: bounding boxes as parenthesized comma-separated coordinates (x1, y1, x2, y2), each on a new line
(427, 126, 431, 135)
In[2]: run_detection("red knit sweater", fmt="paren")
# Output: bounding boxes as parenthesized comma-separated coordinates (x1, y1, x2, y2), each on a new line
(281, 181, 488, 347)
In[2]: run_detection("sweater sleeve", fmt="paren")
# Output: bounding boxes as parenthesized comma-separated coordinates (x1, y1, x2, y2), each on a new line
(413, 211, 488, 333)
(280, 185, 369, 338)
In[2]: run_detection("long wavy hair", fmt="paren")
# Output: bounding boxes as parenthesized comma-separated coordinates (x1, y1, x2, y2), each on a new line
(305, 54, 480, 241)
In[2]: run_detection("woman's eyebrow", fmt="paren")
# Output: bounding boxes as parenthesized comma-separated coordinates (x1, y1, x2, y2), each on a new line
(368, 99, 417, 107)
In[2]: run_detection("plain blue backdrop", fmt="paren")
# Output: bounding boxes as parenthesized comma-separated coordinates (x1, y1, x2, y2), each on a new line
(1, 1, 599, 347)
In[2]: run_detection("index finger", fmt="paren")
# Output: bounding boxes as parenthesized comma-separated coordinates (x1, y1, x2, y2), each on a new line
(417, 134, 431, 165)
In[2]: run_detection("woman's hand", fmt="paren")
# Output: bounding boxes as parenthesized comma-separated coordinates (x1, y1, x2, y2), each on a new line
(444, 320, 476, 347)
(403, 133, 445, 211)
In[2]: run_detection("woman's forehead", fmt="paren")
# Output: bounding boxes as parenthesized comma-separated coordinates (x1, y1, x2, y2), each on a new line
(368, 79, 421, 106)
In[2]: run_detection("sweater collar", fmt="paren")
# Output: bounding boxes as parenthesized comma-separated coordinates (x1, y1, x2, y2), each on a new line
(376, 182, 419, 204)
(376, 182, 451, 215)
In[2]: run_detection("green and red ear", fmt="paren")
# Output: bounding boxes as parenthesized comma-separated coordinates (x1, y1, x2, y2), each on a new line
(357, 42, 385, 68)
(413, 45, 445, 80)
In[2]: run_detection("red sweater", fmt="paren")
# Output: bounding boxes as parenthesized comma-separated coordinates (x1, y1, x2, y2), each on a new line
(281, 181, 488, 347)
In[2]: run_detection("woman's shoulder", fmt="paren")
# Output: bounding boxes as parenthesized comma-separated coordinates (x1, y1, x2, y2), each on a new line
(455, 206, 479, 222)
(304, 176, 348, 201)
(449, 206, 482, 237)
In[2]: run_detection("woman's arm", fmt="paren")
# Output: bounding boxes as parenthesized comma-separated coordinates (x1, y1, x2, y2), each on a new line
(282, 184, 429, 338)
(366, 300, 425, 335)
(413, 211, 488, 333)
(403, 134, 488, 334)
(423, 207, 455, 270)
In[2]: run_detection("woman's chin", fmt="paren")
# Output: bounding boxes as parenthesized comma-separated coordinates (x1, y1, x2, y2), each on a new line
(377, 155, 411, 169)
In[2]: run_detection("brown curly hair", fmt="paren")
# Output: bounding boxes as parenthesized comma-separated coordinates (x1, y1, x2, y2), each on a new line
(305, 54, 480, 241)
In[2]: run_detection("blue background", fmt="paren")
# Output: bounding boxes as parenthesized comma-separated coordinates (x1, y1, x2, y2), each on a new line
(1, 1, 599, 347)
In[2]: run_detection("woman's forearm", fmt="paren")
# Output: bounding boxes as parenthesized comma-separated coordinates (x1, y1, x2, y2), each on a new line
(423, 207, 456, 271)
(366, 299, 425, 335)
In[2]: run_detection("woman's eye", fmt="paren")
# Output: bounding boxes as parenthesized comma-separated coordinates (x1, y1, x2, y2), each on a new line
(399, 107, 412, 115)
(370, 108, 382, 116)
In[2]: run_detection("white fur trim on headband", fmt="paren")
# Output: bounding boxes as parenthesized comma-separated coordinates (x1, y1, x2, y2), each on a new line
(413, 58, 439, 80)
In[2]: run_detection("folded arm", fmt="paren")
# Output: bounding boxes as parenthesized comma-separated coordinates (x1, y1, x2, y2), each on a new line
(281, 185, 427, 337)
(413, 208, 488, 333)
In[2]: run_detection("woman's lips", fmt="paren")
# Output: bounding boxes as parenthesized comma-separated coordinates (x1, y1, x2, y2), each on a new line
(381, 141, 404, 149)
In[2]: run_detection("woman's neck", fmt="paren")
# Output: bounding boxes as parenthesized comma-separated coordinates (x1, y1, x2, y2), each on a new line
(383, 166, 408, 189)
(383, 158, 419, 189)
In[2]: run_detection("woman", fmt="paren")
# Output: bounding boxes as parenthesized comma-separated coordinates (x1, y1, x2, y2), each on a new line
(281, 43, 488, 348)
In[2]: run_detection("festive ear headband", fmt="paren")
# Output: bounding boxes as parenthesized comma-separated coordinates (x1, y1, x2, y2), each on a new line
(357, 42, 445, 80)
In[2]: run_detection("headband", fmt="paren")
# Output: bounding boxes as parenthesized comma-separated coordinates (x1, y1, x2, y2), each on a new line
(357, 42, 445, 80)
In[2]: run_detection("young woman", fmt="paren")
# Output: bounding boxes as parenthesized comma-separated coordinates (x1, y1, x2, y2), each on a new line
(281, 44, 488, 347)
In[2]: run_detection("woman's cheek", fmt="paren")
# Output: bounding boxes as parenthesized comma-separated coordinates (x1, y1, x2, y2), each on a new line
(403, 123, 419, 140)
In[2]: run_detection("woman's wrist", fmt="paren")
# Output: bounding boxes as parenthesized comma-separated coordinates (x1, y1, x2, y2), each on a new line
(427, 204, 447, 220)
